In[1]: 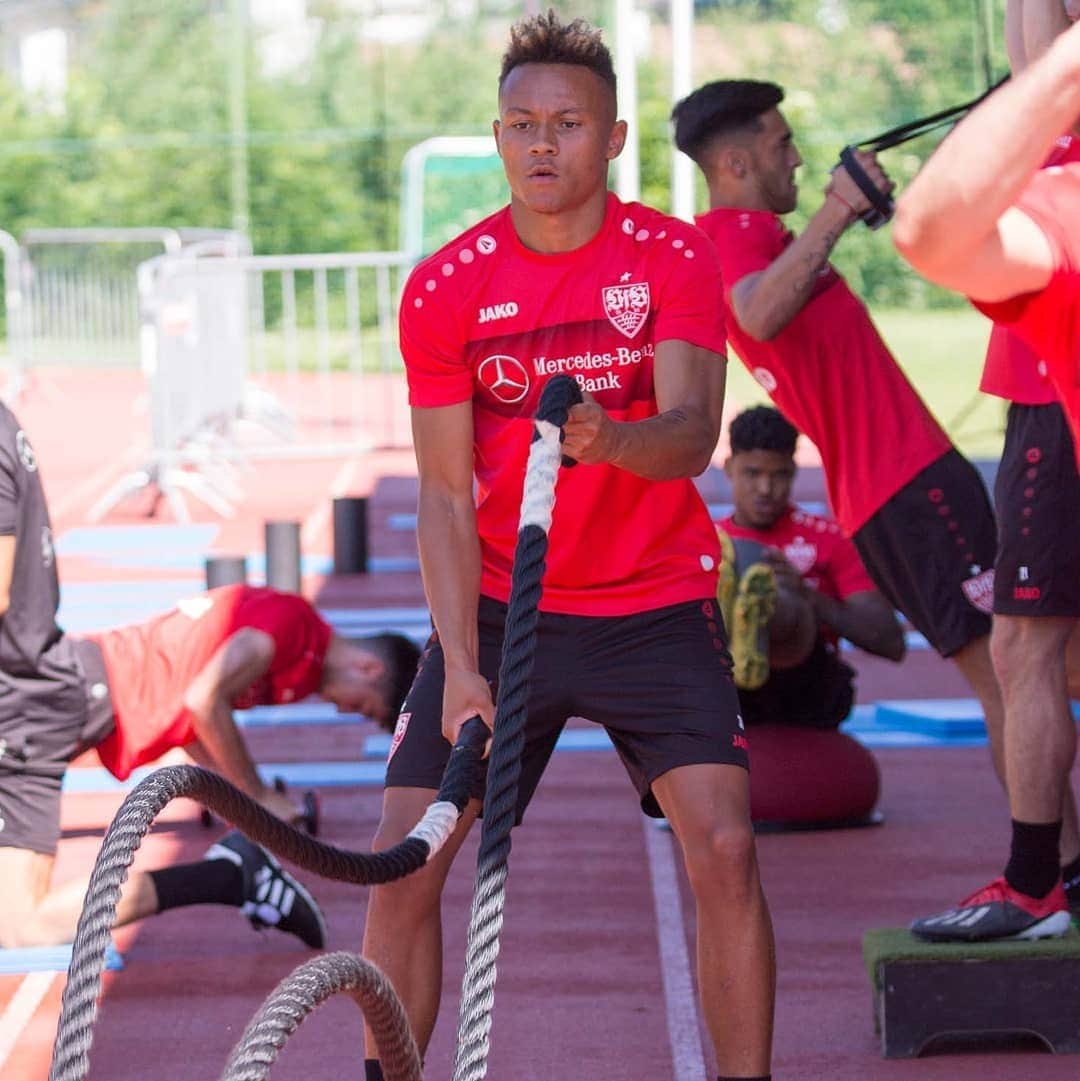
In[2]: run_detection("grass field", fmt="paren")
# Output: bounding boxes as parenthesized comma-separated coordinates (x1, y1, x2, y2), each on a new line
(724, 306, 1007, 461)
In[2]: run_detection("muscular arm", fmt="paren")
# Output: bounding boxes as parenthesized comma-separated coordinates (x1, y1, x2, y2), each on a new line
(412, 402, 494, 743)
(1020, 0, 1074, 67)
(809, 589, 906, 662)
(0, 535, 13, 617)
(728, 150, 891, 341)
(893, 20, 1080, 301)
(729, 197, 852, 341)
(182, 627, 275, 797)
(561, 340, 726, 479)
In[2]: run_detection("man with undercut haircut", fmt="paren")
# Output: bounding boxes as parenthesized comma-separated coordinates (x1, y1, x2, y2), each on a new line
(894, 4, 1080, 941)
(671, 77, 1006, 837)
(361, 12, 774, 1081)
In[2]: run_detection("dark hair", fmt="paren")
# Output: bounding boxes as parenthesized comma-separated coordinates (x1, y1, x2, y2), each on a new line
(500, 9, 616, 95)
(359, 633, 422, 730)
(671, 79, 784, 163)
(729, 405, 798, 457)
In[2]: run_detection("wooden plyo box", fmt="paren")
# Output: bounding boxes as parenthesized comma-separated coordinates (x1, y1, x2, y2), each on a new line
(863, 927, 1080, 1058)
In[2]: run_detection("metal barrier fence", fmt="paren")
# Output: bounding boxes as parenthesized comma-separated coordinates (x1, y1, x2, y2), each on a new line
(87, 247, 412, 522)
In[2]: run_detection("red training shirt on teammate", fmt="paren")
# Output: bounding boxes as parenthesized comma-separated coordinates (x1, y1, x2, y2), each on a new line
(89, 585, 332, 779)
(401, 193, 727, 616)
(696, 208, 951, 535)
(720, 506, 875, 647)
(980, 135, 1080, 404)
(973, 163, 1080, 470)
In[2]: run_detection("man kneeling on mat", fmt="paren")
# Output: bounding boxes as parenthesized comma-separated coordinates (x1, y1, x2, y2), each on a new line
(718, 406, 904, 726)
(0, 578, 419, 949)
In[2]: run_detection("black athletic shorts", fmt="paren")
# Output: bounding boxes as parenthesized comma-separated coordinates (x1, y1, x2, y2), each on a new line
(385, 594, 748, 820)
(737, 637, 855, 730)
(853, 450, 995, 658)
(0, 637, 115, 856)
(993, 401, 1080, 617)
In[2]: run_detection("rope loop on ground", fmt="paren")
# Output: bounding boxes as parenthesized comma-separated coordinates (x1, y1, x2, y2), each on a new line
(50, 715, 488, 1081)
(453, 374, 581, 1081)
(220, 952, 421, 1081)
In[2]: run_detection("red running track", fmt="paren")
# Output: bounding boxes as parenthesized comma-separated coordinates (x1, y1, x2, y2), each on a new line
(2, 368, 1076, 1079)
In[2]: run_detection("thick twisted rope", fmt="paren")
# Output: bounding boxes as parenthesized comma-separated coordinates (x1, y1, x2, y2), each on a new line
(453, 374, 582, 1081)
(50, 717, 488, 1081)
(220, 952, 421, 1081)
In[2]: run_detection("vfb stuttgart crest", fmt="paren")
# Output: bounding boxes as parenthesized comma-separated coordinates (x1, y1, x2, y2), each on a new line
(602, 282, 650, 339)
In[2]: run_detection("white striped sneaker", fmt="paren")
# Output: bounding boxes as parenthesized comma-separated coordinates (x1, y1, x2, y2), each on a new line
(205, 829, 327, 949)
(911, 876, 1071, 942)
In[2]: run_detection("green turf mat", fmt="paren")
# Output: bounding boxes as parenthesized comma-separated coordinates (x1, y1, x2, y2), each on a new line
(863, 926, 1080, 991)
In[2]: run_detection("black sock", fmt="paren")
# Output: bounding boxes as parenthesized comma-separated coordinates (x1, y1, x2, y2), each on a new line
(1063, 853, 1080, 899)
(717, 1075, 770, 1080)
(364, 1061, 384, 1081)
(1004, 819, 1062, 899)
(147, 858, 243, 913)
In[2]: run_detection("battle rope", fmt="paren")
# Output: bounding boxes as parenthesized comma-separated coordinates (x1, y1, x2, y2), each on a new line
(220, 952, 421, 1081)
(452, 374, 583, 1081)
(49, 716, 488, 1081)
(839, 76, 1008, 228)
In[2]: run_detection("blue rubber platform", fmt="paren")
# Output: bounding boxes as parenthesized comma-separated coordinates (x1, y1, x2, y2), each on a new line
(0, 942, 124, 974)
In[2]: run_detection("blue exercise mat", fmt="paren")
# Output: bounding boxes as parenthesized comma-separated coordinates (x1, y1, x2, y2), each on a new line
(63, 760, 386, 794)
(0, 942, 124, 974)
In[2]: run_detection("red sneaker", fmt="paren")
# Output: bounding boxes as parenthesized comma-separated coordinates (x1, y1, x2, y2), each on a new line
(911, 877, 1071, 942)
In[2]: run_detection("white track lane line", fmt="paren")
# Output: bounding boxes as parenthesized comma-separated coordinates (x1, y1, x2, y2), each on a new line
(642, 818, 708, 1081)
(0, 971, 56, 1073)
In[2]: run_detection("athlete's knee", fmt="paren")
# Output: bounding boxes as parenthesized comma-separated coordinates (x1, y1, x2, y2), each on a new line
(679, 820, 759, 902)
(991, 616, 1073, 685)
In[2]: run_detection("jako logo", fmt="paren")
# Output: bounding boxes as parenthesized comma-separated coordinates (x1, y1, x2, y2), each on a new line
(478, 301, 519, 324)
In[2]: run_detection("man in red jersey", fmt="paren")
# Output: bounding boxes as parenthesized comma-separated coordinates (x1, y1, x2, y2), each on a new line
(718, 406, 903, 727)
(893, 4, 1080, 941)
(0, 581, 419, 949)
(670, 77, 1004, 803)
(361, 13, 775, 1081)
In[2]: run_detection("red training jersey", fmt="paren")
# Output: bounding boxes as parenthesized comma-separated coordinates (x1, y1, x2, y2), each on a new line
(973, 164, 1080, 470)
(89, 585, 332, 779)
(697, 208, 952, 534)
(401, 192, 728, 616)
(980, 136, 1080, 404)
(720, 506, 876, 647)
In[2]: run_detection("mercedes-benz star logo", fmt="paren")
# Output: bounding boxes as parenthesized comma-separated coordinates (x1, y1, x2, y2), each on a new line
(477, 354, 530, 404)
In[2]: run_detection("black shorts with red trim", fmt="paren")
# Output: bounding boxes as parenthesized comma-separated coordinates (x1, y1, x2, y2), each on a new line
(853, 449, 995, 658)
(737, 636, 855, 729)
(993, 401, 1080, 617)
(384, 594, 748, 821)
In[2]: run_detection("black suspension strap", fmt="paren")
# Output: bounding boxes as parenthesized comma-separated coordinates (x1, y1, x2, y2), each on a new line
(453, 374, 582, 1081)
(838, 76, 1007, 229)
(49, 716, 488, 1081)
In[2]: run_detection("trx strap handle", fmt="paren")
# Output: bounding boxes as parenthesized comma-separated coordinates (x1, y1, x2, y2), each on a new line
(838, 146, 895, 230)
(838, 76, 1008, 229)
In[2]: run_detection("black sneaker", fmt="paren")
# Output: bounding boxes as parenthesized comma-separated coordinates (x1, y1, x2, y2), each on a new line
(205, 829, 327, 949)
(911, 876, 1071, 942)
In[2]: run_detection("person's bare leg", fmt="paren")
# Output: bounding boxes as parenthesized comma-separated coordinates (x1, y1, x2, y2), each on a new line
(652, 763, 775, 1078)
(992, 616, 1078, 841)
(361, 787, 480, 1062)
(0, 846, 159, 947)
(952, 633, 1007, 780)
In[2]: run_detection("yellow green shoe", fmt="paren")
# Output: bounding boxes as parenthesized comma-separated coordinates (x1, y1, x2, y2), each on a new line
(731, 562, 776, 691)
(716, 527, 737, 638)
